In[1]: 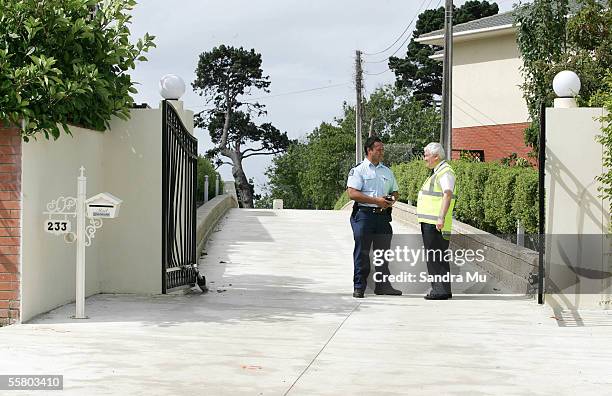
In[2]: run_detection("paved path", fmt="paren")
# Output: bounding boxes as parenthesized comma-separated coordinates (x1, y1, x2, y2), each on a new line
(1, 209, 611, 395)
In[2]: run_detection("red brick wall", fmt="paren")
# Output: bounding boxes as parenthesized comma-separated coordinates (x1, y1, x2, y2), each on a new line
(451, 122, 532, 162)
(0, 126, 21, 326)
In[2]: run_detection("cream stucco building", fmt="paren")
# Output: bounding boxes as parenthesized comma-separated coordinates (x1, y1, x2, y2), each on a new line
(416, 10, 532, 162)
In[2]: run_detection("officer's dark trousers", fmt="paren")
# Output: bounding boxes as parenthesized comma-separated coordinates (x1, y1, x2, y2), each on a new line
(420, 223, 452, 295)
(350, 210, 392, 290)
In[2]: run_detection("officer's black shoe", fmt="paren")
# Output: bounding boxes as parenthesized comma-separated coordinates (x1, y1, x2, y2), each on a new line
(353, 289, 365, 298)
(424, 293, 449, 300)
(374, 284, 402, 296)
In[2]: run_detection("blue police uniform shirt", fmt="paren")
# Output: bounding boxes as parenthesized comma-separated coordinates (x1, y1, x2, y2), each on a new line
(346, 158, 399, 207)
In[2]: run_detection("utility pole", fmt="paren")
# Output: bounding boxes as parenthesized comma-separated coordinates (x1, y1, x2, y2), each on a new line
(440, 0, 453, 160)
(355, 50, 364, 164)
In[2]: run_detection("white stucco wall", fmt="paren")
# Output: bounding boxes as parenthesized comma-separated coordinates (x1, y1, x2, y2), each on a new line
(452, 33, 529, 128)
(97, 107, 163, 294)
(21, 101, 195, 321)
(545, 108, 611, 309)
(21, 127, 105, 322)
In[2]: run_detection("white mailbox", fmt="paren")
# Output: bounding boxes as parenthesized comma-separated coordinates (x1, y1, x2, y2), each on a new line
(85, 193, 122, 219)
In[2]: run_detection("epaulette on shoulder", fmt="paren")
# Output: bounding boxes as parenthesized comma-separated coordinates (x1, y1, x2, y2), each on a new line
(349, 161, 363, 176)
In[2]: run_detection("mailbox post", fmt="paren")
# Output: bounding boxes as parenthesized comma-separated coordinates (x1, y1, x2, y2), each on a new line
(44, 167, 122, 319)
(75, 168, 86, 319)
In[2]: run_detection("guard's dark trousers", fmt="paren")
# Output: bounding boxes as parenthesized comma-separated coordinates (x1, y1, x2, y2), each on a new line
(421, 223, 452, 295)
(350, 210, 392, 290)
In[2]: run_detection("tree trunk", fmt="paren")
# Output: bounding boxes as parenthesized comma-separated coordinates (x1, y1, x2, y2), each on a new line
(232, 160, 254, 208)
(220, 145, 254, 208)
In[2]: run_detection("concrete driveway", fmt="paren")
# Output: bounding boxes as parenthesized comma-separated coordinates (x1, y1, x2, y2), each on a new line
(1, 209, 611, 395)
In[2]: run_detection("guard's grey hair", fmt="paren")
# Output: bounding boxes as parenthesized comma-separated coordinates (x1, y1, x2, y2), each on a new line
(424, 142, 445, 160)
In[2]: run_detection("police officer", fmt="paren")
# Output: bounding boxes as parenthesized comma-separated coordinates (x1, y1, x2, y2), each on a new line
(416, 142, 456, 300)
(346, 136, 402, 298)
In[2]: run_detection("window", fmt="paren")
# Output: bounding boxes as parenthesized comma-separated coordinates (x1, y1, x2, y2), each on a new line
(459, 150, 485, 162)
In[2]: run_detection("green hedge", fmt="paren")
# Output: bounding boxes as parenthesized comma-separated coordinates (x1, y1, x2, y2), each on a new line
(393, 161, 431, 204)
(453, 161, 493, 228)
(483, 166, 522, 233)
(512, 170, 539, 234)
(391, 160, 539, 234)
(197, 156, 222, 202)
(333, 190, 351, 210)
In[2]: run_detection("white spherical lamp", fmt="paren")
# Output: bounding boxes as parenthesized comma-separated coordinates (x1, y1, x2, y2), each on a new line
(552, 70, 580, 108)
(553, 70, 581, 97)
(159, 74, 186, 100)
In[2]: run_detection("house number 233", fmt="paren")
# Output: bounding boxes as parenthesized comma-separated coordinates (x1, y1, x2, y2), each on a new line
(44, 220, 71, 234)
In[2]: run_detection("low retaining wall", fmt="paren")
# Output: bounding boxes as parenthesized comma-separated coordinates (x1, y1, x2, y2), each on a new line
(341, 200, 538, 295)
(196, 194, 238, 257)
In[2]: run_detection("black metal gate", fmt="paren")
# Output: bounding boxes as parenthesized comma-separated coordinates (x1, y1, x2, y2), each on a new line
(162, 100, 198, 293)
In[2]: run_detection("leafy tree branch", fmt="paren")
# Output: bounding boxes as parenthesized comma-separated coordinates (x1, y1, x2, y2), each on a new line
(0, 0, 155, 140)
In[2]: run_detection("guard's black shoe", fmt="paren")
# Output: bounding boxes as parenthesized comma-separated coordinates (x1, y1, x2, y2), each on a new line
(374, 285, 402, 296)
(424, 293, 449, 300)
(353, 289, 365, 298)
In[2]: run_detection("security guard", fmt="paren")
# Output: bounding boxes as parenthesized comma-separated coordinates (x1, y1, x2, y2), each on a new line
(417, 142, 456, 300)
(346, 136, 402, 298)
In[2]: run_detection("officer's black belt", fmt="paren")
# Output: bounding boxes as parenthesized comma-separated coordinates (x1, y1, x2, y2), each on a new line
(357, 206, 392, 214)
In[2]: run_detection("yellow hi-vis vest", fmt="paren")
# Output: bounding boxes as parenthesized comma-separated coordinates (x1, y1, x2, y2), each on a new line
(416, 161, 456, 239)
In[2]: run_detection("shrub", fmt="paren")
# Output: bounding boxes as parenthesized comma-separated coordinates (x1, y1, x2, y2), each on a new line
(453, 161, 494, 230)
(483, 166, 522, 233)
(196, 156, 221, 202)
(512, 169, 539, 234)
(393, 159, 538, 234)
(0, 0, 155, 140)
(333, 190, 351, 210)
(590, 71, 612, 228)
(391, 160, 430, 204)
(383, 143, 414, 166)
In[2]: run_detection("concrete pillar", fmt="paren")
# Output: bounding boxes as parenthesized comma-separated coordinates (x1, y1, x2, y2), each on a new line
(516, 219, 524, 247)
(204, 175, 209, 203)
(272, 199, 283, 209)
(545, 107, 610, 309)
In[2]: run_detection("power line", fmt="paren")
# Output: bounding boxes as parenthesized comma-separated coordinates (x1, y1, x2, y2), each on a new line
(362, 0, 430, 56)
(496, 0, 520, 5)
(365, 68, 391, 76)
(363, 32, 414, 64)
(454, 92, 502, 126)
(191, 82, 352, 114)
(452, 99, 528, 152)
(241, 82, 352, 102)
(453, 93, 533, 152)
(363, 0, 441, 64)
